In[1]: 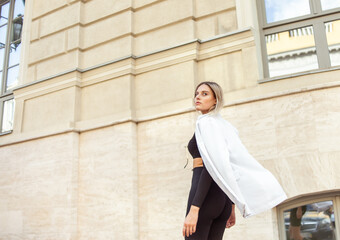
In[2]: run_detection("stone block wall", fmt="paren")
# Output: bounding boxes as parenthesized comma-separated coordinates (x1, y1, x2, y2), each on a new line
(25, 0, 238, 82)
(0, 132, 79, 239)
(0, 0, 339, 239)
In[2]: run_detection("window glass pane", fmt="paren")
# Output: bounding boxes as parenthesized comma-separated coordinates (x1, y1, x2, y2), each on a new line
(0, 24, 8, 46)
(8, 42, 21, 67)
(0, 25, 7, 72)
(325, 20, 340, 67)
(0, 71, 2, 92)
(321, 0, 340, 11)
(266, 26, 318, 77)
(13, 0, 24, 19)
(6, 65, 19, 91)
(0, 2, 10, 25)
(2, 98, 15, 132)
(264, 0, 310, 23)
(0, 47, 5, 71)
(283, 201, 336, 240)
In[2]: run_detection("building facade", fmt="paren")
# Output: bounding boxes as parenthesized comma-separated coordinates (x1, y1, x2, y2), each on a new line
(0, 0, 340, 239)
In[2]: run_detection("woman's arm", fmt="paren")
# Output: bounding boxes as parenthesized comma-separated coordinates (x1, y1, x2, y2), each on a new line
(183, 166, 212, 237)
(191, 166, 212, 208)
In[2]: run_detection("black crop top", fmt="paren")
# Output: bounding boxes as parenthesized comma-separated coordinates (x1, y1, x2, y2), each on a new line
(188, 133, 201, 158)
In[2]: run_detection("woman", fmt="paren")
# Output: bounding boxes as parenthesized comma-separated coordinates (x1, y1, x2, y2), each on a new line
(289, 206, 307, 240)
(183, 81, 287, 239)
(183, 82, 235, 239)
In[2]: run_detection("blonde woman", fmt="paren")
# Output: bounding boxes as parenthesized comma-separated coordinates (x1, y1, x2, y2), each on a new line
(183, 81, 287, 239)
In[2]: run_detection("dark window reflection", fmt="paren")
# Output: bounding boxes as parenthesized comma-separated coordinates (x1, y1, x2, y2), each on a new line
(284, 201, 336, 240)
(11, 16, 23, 43)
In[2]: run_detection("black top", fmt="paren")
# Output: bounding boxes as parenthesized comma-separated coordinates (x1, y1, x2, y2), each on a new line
(188, 133, 212, 207)
(188, 133, 234, 207)
(290, 206, 307, 227)
(188, 133, 202, 158)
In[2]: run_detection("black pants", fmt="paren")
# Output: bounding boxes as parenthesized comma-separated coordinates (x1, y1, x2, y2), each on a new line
(185, 167, 232, 240)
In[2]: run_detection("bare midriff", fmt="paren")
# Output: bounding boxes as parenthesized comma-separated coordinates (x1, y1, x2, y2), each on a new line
(193, 157, 203, 168)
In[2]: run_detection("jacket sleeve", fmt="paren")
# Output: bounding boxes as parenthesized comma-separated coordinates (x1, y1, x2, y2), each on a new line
(196, 117, 236, 183)
(196, 114, 287, 217)
(196, 116, 244, 211)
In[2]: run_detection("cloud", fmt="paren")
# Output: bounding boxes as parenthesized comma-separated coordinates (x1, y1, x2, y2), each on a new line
(265, 0, 310, 23)
(320, 0, 340, 10)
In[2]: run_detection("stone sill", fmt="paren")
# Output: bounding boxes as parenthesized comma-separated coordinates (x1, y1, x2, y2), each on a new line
(258, 66, 340, 84)
(0, 130, 13, 136)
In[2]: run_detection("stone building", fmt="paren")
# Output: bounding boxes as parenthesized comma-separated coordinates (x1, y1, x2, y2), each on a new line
(0, 0, 339, 239)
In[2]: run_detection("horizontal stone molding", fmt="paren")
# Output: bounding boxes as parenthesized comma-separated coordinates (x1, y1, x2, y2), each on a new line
(24, 28, 253, 85)
(29, 1, 237, 63)
(5, 77, 340, 147)
(3, 80, 340, 147)
(3, 28, 340, 146)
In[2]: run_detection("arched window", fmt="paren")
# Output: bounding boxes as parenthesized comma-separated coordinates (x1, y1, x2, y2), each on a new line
(277, 191, 340, 240)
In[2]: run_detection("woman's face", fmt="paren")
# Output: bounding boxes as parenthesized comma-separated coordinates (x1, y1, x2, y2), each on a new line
(194, 84, 217, 114)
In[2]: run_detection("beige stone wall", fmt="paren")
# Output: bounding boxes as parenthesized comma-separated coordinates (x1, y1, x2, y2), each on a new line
(0, 132, 79, 239)
(24, 0, 238, 83)
(0, 0, 340, 239)
(78, 122, 138, 239)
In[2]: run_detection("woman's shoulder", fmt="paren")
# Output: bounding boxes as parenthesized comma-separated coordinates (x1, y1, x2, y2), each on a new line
(197, 112, 221, 121)
(197, 113, 239, 135)
(197, 112, 230, 124)
(197, 113, 227, 129)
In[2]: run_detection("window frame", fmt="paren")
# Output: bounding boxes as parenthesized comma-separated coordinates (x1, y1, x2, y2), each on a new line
(277, 191, 340, 240)
(257, 0, 340, 79)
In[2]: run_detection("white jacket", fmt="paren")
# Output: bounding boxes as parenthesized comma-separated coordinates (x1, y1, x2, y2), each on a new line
(195, 112, 287, 218)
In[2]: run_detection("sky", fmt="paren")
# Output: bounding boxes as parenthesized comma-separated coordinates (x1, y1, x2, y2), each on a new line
(265, 0, 340, 23)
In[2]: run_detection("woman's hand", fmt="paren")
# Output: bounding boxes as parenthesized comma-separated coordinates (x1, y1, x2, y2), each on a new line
(296, 207, 303, 219)
(226, 205, 236, 228)
(183, 205, 199, 237)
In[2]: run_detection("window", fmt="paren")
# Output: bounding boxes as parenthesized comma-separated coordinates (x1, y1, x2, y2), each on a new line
(277, 193, 340, 240)
(0, 0, 24, 133)
(257, 0, 340, 78)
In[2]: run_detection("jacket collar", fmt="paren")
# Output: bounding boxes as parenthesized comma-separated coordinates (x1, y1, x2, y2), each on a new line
(197, 112, 221, 120)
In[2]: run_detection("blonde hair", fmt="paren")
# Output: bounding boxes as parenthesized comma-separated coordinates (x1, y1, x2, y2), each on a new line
(194, 81, 224, 114)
